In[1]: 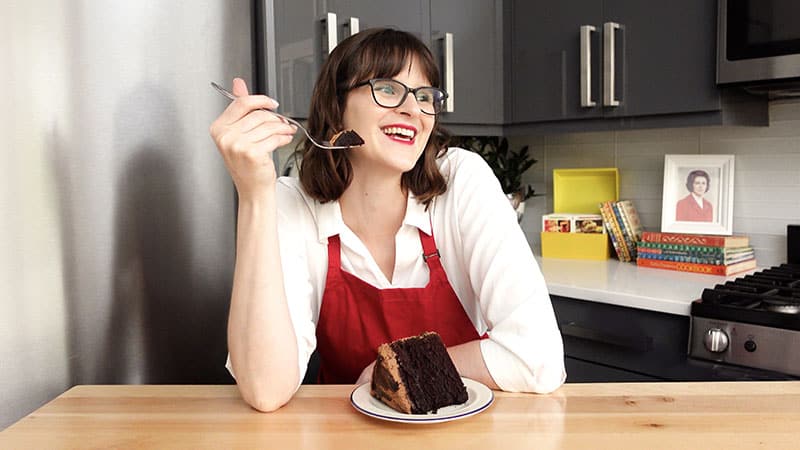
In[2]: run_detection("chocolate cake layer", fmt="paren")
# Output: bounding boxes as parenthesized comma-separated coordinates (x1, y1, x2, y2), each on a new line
(391, 333, 467, 414)
(370, 332, 468, 414)
(330, 130, 364, 147)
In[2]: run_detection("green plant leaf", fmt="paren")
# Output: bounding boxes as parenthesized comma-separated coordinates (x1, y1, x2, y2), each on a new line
(454, 136, 537, 197)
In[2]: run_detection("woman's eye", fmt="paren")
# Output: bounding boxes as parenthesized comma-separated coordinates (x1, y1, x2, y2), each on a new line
(417, 92, 432, 103)
(377, 85, 396, 95)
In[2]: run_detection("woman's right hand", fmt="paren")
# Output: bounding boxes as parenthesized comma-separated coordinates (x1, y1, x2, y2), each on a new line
(209, 78, 297, 198)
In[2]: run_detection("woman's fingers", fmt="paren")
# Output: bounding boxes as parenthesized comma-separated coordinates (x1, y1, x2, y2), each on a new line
(244, 120, 296, 143)
(236, 109, 286, 134)
(215, 78, 280, 125)
(232, 77, 250, 96)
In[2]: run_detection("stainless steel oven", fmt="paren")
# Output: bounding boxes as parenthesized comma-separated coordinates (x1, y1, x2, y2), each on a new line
(717, 0, 800, 88)
(689, 264, 800, 378)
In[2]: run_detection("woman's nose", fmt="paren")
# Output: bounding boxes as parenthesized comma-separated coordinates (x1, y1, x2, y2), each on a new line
(395, 92, 423, 115)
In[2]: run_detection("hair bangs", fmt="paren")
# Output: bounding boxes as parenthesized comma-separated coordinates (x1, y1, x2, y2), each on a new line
(339, 30, 441, 91)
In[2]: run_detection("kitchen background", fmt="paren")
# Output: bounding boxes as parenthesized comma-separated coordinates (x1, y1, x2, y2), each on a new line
(3, 0, 800, 431)
(513, 98, 800, 268)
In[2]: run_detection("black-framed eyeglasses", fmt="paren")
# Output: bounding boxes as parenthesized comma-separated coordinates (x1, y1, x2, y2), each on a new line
(353, 78, 448, 115)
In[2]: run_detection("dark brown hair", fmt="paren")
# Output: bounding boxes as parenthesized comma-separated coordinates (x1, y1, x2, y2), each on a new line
(685, 169, 710, 192)
(297, 28, 450, 207)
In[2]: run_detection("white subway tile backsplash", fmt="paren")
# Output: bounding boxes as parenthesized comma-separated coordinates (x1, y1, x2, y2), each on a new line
(733, 186, 800, 203)
(517, 100, 800, 268)
(544, 131, 615, 145)
(702, 138, 800, 155)
(618, 169, 664, 186)
(737, 170, 800, 186)
(736, 201, 800, 220)
(619, 182, 662, 201)
(701, 119, 800, 140)
(736, 153, 800, 169)
(618, 126, 702, 141)
(735, 217, 799, 235)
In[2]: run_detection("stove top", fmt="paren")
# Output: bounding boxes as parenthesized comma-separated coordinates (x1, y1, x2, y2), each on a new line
(691, 264, 800, 331)
(689, 264, 800, 376)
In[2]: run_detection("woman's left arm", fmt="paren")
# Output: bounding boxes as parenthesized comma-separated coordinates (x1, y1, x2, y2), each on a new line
(443, 149, 566, 393)
(446, 341, 500, 389)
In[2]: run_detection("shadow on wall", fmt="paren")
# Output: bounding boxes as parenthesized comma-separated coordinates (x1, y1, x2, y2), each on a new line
(106, 84, 233, 384)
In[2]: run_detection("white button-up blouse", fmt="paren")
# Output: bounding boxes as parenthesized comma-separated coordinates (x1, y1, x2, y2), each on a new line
(229, 147, 566, 393)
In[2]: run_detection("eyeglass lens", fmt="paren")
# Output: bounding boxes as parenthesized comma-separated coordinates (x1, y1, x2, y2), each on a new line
(370, 79, 445, 115)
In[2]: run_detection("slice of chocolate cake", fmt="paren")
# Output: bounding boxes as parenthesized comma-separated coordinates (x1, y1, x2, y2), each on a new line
(370, 332, 468, 414)
(330, 129, 364, 147)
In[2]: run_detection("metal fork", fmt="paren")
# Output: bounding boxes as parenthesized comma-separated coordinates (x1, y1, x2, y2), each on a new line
(211, 81, 351, 150)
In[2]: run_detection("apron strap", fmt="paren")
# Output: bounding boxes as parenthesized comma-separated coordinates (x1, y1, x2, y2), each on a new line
(327, 235, 341, 273)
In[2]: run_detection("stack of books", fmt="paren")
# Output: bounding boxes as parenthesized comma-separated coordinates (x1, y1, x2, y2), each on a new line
(636, 232, 757, 276)
(598, 200, 643, 262)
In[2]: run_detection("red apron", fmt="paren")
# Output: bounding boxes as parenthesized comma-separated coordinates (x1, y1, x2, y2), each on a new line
(315, 228, 483, 383)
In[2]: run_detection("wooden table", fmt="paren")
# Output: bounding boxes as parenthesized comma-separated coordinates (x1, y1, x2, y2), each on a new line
(2, 382, 799, 449)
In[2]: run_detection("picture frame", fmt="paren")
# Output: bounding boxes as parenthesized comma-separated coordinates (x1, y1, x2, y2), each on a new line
(661, 154, 735, 236)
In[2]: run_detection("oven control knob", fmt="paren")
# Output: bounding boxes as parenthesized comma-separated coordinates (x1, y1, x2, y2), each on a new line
(704, 328, 729, 353)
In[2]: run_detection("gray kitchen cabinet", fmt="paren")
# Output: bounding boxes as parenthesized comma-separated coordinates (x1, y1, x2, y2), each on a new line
(511, 0, 604, 122)
(327, 0, 427, 42)
(431, 0, 505, 126)
(257, 0, 428, 120)
(551, 295, 792, 382)
(509, 0, 765, 129)
(256, 0, 324, 119)
(258, 0, 505, 127)
(600, 0, 720, 118)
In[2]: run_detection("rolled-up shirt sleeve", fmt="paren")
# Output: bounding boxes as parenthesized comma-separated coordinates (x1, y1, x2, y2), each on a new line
(443, 149, 566, 393)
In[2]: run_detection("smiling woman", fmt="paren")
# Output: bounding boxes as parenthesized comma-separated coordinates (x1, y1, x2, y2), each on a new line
(209, 27, 565, 413)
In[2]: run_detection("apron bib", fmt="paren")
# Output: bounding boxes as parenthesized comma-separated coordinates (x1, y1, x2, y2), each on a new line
(315, 229, 483, 383)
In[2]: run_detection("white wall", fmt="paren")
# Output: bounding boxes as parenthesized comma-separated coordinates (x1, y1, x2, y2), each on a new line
(1, 2, 72, 430)
(512, 99, 800, 268)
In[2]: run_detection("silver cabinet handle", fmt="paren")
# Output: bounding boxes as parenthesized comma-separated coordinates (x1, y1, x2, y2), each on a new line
(443, 32, 454, 112)
(324, 12, 338, 54)
(603, 21, 620, 107)
(348, 17, 359, 35)
(580, 25, 596, 108)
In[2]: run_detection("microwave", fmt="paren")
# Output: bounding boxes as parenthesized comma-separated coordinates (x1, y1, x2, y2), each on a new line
(717, 0, 800, 89)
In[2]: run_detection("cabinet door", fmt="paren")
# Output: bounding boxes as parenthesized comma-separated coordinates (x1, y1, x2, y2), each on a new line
(431, 0, 504, 125)
(601, 0, 720, 117)
(260, 0, 327, 119)
(329, 0, 428, 43)
(511, 0, 603, 123)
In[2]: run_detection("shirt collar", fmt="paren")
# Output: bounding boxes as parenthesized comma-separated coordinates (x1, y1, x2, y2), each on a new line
(315, 199, 345, 243)
(404, 191, 432, 236)
(314, 191, 431, 243)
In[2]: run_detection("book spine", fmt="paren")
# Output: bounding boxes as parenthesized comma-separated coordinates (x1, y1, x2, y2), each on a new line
(637, 257, 756, 276)
(638, 241, 716, 254)
(611, 201, 636, 260)
(599, 202, 626, 261)
(603, 201, 630, 261)
(636, 250, 754, 265)
(618, 200, 643, 242)
(641, 231, 734, 247)
(638, 242, 752, 257)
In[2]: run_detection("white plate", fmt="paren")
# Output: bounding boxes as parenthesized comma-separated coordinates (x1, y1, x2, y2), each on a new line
(350, 377, 493, 424)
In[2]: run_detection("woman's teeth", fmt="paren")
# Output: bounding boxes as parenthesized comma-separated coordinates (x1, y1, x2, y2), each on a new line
(382, 126, 415, 141)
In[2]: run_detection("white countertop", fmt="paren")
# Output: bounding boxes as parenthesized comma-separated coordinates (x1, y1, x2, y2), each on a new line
(536, 257, 755, 316)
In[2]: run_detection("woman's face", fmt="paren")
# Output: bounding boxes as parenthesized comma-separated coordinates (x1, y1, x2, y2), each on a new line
(341, 56, 436, 177)
(691, 176, 708, 196)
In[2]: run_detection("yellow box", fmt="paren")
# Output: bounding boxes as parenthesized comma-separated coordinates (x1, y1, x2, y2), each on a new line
(541, 168, 619, 260)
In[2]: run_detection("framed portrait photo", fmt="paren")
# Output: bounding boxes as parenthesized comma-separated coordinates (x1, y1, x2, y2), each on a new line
(661, 154, 735, 236)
